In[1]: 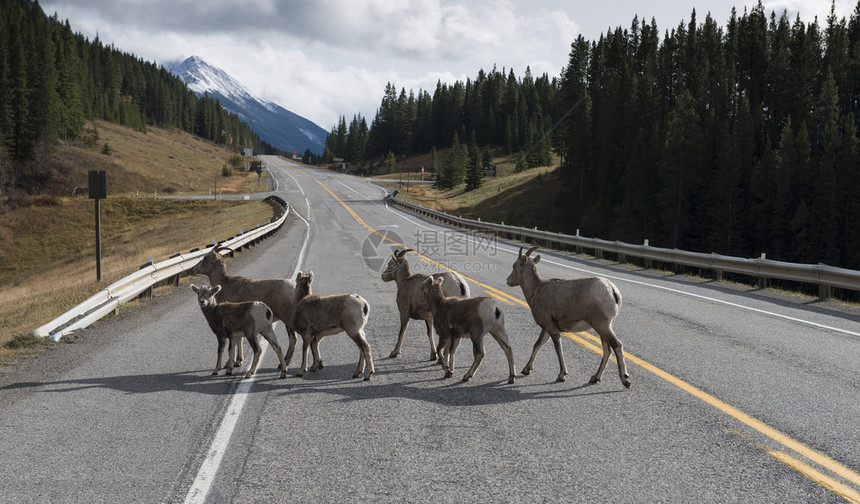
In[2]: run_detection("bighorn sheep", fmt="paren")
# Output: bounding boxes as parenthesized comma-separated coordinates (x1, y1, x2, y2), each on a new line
(506, 245, 630, 388)
(381, 248, 470, 361)
(191, 284, 288, 379)
(292, 271, 374, 380)
(422, 276, 516, 384)
(191, 245, 298, 367)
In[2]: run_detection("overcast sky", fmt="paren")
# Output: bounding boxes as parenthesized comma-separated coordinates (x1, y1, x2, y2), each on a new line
(40, 0, 856, 131)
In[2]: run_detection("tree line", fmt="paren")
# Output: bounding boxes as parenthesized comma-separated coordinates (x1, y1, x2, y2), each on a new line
(0, 0, 281, 192)
(327, 2, 860, 271)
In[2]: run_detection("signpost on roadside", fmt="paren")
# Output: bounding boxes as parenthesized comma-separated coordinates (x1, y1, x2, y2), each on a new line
(88, 170, 106, 281)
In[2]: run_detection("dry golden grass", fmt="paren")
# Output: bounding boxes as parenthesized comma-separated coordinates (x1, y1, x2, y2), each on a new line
(0, 120, 280, 363)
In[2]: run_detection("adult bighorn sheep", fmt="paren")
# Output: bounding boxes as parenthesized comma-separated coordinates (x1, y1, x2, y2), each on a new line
(506, 245, 631, 388)
(292, 271, 374, 380)
(191, 245, 299, 367)
(191, 284, 288, 379)
(381, 248, 470, 361)
(422, 276, 516, 384)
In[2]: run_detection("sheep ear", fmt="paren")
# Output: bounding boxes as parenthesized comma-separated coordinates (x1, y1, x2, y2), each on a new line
(434, 277, 444, 285)
(191, 284, 200, 293)
(296, 271, 302, 282)
(533, 254, 541, 264)
(308, 271, 314, 282)
(422, 277, 432, 286)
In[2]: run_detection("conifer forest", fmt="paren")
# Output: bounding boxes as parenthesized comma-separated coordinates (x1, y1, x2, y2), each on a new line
(327, 3, 860, 270)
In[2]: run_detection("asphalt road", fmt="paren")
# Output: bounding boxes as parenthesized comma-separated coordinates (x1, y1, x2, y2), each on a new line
(1, 155, 858, 503)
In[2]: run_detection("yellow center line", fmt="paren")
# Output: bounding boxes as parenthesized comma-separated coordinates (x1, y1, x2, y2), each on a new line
(314, 179, 860, 499)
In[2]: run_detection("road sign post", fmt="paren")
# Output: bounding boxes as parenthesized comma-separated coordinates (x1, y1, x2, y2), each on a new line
(88, 170, 106, 281)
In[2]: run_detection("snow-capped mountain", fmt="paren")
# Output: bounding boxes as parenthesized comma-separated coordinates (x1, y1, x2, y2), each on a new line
(163, 56, 327, 155)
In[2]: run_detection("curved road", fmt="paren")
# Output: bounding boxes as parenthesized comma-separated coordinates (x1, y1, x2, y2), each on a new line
(0, 155, 858, 503)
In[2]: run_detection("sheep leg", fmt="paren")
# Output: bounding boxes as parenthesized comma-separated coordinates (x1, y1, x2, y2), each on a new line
(590, 338, 611, 384)
(260, 325, 288, 379)
(522, 329, 550, 376)
(445, 338, 462, 378)
(463, 335, 485, 382)
(425, 318, 439, 362)
(284, 327, 297, 367)
(213, 335, 227, 375)
(351, 330, 374, 381)
(225, 332, 237, 375)
(244, 333, 263, 379)
(489, 327, 516, 384)
(548, 331, 568, 382)
(591, 326, 631, 389)
(388, 312, 410, 358)
(233, 337, 244, 367)
(310, 335, 324, 372)
(297, 330, 313, 377)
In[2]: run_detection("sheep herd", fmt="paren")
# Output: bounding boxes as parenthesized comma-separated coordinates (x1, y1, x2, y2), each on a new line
(189, 245, 631, 389)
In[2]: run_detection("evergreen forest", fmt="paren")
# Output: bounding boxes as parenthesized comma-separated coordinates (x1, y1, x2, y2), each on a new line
(0, 0, 281, 192)
(326, 2, 860, 271)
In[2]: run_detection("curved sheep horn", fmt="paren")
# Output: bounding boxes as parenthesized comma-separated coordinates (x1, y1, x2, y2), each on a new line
(213, 245, 232, 255)
(518, 246, 524, 258)
(525, 245, 540, 257)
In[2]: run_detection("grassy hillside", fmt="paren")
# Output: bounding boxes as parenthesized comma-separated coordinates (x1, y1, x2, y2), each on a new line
(0, 121, 277, 363)
(373, 149, 570, 233)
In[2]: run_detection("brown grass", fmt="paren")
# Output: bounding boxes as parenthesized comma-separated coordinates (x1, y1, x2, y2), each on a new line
(0, 120, 279, 363)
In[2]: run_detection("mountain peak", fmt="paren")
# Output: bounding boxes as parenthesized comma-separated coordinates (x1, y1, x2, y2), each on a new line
(163, 56, 326, 154)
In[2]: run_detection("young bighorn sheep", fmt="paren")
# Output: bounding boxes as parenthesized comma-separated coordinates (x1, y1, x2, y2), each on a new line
(292, 271, 374, 380)
(506, 245, 630, 388)
(191, 245, 299, 367)
(381, 248, 470, 361)
(191, 284, 288, 379)
(422, 276, 516, 384)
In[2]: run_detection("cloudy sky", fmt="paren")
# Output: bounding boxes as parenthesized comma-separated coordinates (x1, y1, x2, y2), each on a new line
(41, 0, 856, 131)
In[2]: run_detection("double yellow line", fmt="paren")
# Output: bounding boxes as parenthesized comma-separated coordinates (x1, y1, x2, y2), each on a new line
(313, 177, 860, 502)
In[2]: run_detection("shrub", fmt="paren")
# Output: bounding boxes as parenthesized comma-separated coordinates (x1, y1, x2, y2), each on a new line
(221, 164, 233, 177)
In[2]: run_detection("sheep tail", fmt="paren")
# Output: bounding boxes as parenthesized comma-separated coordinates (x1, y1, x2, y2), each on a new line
(494, 306, 501, 320)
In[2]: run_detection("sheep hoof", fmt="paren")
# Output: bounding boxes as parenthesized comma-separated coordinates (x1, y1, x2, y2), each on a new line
(389, 351, 399, 358)
(444, 371, 453, 378)
(589, 375, 600, 384)
(462, 375, 470, 382)
(363, 374, 372, 381)
(296, 371, 305, 377)
(279, 371, 287, 379)
(521, 367, 531, 376)
(508, 375, 515, 384)
(211, 370, 220, 376)
(556, 375, 566, 383)
(429, 353, 437, 362)
(226, 370, 233, 376)
(353, 371, 362, 379)
(244, 371, 255, 379)
(622, 377, 631, 389)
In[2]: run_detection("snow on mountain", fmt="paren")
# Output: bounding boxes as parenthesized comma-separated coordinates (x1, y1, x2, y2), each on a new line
(163, 56, 327, 155)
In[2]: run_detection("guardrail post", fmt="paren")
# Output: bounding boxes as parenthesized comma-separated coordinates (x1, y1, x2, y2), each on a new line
(756, 253, 770, 289)
(139, 257, 153, 299)
(575, 229, 582, 255)
(643, 240, 652, 269)
(168, 253, 182, 286)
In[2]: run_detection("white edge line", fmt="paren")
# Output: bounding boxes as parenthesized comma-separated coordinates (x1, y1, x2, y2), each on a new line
(183, 162, 311, 504)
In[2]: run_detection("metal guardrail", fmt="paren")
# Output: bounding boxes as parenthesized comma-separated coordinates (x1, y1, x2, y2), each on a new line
(387, 193, 860, 298)
(32, 196, 290, 342)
